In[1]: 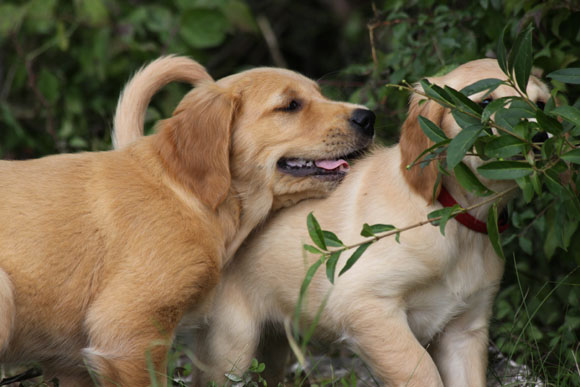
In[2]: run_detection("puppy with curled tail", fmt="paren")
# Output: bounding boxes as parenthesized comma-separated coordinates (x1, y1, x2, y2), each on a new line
(0, 56, 374, 386)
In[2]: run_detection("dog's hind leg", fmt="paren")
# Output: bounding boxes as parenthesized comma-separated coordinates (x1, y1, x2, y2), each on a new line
(0, 268, 15, 353)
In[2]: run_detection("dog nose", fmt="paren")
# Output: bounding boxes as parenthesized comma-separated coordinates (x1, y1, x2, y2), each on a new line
(350, 109, 375, 138)
(532, 131, 549, 143)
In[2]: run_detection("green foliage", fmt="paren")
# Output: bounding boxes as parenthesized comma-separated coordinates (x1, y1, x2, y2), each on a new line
(299, 3, 580, 384)
(0, 0, 258, 159)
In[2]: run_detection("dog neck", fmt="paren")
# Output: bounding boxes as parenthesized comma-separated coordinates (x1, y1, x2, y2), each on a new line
(440, 176, 510, 234)
(223, 181, 274, 263)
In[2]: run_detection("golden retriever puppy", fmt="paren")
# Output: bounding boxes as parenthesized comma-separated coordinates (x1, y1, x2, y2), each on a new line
(0, 56, 374, 386)
(189, 59, 550, 386)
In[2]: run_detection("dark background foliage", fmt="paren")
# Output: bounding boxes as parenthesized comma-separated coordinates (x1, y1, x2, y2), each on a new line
(1, 0, 579, 384)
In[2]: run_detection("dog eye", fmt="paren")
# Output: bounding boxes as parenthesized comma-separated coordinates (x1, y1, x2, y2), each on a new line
(276, 100, 301, 112)
(479, 98, 493, 108)
(536, 101, 546, 111)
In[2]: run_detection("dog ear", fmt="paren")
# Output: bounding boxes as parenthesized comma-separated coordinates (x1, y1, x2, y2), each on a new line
(399, 92, 445, 204)
(155, 82, 240, 210)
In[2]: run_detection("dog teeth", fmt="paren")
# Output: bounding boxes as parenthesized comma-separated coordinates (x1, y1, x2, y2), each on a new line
(285, 159, 314, 168)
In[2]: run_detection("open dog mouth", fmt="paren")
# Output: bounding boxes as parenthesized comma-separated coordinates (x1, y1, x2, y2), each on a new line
(277, 149, 367, 180)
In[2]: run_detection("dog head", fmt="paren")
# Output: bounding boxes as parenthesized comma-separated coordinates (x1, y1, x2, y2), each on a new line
(155, 66, 374, 210)
(400, 58, 550, 204)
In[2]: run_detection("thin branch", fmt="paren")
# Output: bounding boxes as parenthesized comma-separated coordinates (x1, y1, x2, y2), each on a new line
(317, 186, 518, 258)
(256, 15, 287, 68)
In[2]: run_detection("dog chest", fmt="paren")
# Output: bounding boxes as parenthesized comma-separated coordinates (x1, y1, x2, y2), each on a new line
(405, 244, 496, 345)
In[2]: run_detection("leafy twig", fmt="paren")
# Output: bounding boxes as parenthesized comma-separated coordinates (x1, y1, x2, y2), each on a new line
(316, 185, 518, 259)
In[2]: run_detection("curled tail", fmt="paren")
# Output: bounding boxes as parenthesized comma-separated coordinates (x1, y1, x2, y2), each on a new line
(0, 268, 15, 353)
(113, 55, 213, 149)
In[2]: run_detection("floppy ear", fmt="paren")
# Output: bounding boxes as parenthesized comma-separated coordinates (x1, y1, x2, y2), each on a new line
(154, 82, 239, 210)
(399, 93, 445, 204)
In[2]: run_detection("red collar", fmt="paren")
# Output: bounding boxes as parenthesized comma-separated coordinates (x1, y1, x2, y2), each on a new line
(437, 186, 509, 234)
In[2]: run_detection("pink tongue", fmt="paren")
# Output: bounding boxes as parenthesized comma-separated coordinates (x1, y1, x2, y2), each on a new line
(315, 159, 350, 171)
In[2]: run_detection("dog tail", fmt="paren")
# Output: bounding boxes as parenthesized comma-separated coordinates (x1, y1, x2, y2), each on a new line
(112, 55, 213, 149)
(0, 268, 15, 353)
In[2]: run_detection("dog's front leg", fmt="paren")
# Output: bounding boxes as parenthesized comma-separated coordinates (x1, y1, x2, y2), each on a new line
(191, 280, 260, 385)
(348, 302, 444, 387)
(428, 294, 493, 387)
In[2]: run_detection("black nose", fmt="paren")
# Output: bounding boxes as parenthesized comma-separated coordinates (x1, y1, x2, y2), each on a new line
(350, 109, 375, 138)
(532, 131, 548, 143)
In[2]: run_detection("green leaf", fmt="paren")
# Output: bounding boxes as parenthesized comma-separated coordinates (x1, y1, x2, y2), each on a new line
(419, 79, 454, 105)
(360, 223, 396, 237)
(451, 109, 482, 130)
(460, 78, 503, 97)
(454, 162, 493, 196)
(481, 97, 511, 123)
(445, 86, 483, 115)
(536, 109, 563, 135)
(325, 251, 341, 284)
(561, 149, 580, 164)
(515, 176, 534, 203)
(339, 242, 372, 276)
(547, 68, 580, 84)
(487, 203, 504, 259)
(180, 9, 230, 49)
(418, 116, 449, 142)
(306, 212, 326, 250)
(550, 105, 580, 129)
(446, 125, 483, 169)
(484, 135, 526, 158)
(496, 26, 509, 75)
(428, 205, 463, 236)
(299, 256, 324, 299)
(530, 171, 542, 195)
(303, 244, 322, 255)
(478, 161, 534, 180)
(323, 231, 344, 247)
(407, 139, 450, 170)
(509, 24, 533, 93)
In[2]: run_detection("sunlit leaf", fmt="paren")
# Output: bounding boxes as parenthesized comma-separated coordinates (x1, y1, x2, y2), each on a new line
(303, 244, 322, 254)
(339, 242, 372, 276)
(325, 251, 341, 284)
(323, 231, 344, 247)
(307, 212, 326, 250)
(360, 223, 396, 237)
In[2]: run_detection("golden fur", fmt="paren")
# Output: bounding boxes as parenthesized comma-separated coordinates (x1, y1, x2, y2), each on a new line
(187, 59, 550, 386)
(0, 56, 373, 386)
